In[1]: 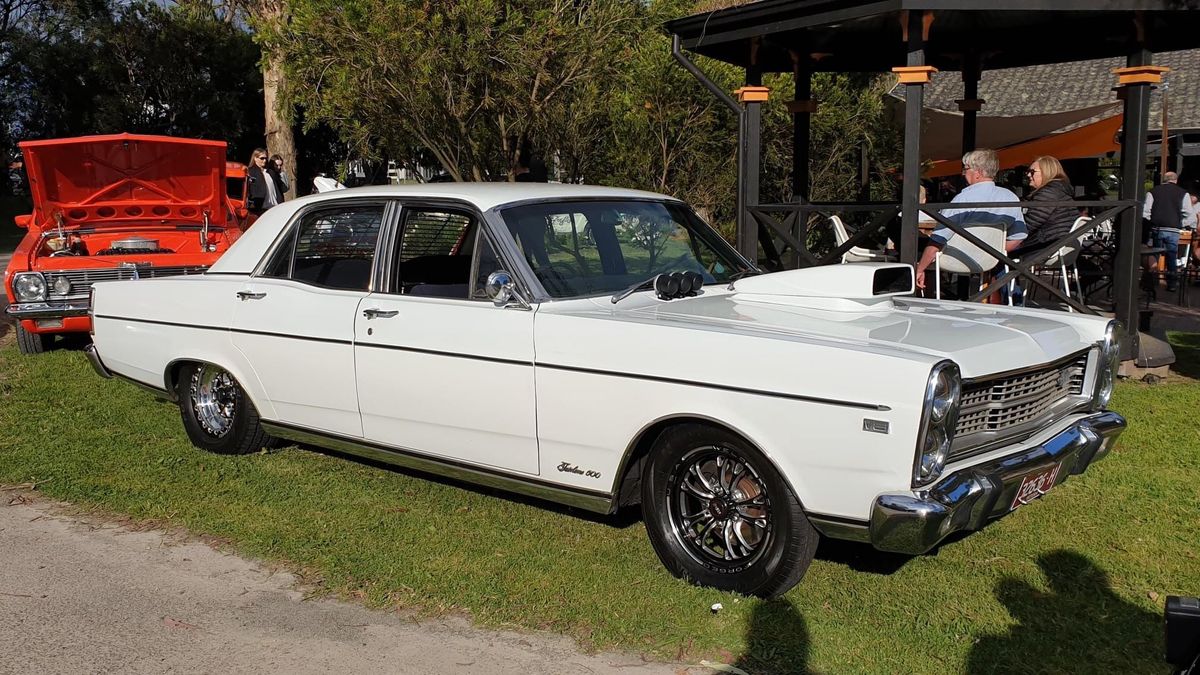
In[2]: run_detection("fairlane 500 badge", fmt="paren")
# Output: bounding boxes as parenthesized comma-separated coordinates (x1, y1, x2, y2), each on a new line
(557, 462, 601, 479)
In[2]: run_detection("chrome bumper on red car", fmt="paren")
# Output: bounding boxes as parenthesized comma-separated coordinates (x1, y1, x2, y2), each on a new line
(868, 411, 1126, 555)
(5, 301, 91, 319)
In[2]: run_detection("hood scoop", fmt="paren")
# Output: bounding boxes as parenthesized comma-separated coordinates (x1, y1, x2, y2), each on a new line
(730, 263, 915, 312)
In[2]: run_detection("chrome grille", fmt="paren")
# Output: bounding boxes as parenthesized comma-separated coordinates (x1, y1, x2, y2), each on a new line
(954, 353, 1089, 441)
(45, 265, 208, 297)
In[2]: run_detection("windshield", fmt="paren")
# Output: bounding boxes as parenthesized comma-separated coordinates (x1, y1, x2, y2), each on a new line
(498, 199, 751, 299)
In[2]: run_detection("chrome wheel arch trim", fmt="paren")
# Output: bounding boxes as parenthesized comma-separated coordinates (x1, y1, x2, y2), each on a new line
(607, 412, 810, 518)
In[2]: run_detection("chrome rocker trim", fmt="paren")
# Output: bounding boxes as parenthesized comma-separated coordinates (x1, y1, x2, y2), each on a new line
(869, 411, 1126, 555)
(5, 301, 90, 319)
(261, 421, 615, 515)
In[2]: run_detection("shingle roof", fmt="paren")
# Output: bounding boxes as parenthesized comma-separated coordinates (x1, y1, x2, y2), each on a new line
(914, 49, 1200, 131)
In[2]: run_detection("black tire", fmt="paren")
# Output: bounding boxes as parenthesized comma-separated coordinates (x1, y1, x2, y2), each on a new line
(176, 362, 271, 455)
(641, 424, 819, 598)
(16, 325, 52, 355)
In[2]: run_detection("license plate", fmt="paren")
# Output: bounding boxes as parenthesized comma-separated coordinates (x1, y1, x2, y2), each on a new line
(1010, 463, 1063, 511)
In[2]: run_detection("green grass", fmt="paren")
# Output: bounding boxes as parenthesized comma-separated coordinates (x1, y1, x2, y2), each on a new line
(1, 335, 1197, 674)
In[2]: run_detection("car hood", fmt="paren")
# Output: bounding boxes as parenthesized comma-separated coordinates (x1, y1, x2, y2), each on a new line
(618, 291, 1099, 379)
(20, 133, 228, 230)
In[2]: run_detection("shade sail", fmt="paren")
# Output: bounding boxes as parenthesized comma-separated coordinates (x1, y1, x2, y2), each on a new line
(888, 97, 1120, 162)
(924, 113, 1123, 178)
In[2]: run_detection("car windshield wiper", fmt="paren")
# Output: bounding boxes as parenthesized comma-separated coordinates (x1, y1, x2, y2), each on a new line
(611, 275, 661, 304)
(727, 268, 763, 282)
(723, 268, 764, 289)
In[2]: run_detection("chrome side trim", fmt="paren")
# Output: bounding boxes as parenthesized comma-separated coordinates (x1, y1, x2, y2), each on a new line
(808, 515, 871, 543)
(5, 301, 90, 318)
(115, 374, 175, 401)
(261, 421, 614, 514)
(84, 343, 113, 379)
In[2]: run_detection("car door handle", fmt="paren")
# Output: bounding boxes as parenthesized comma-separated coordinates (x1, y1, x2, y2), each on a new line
(362, 308, 399, 319)
(236, 291, 267, 300)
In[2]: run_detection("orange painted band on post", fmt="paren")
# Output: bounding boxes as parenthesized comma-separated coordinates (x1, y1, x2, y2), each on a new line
(734, 86, 771, 103)
(1113, 65, 1169, 85)
(892, 65, 938, 84)
(786, 99, 819, 114)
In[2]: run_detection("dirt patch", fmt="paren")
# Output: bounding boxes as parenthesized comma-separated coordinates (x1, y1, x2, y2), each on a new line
(0, 488, 711, 674)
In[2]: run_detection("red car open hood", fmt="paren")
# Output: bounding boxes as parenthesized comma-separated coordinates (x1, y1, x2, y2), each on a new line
(20, 133, 228, 230)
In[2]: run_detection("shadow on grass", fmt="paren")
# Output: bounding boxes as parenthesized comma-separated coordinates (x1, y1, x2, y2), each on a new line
(298, 443, 644, 529)
(735, 598, 811, 675)
(1166, 331, 1200, 379)
(814, 537, 910, 576)
(966, 550, 1162, 674)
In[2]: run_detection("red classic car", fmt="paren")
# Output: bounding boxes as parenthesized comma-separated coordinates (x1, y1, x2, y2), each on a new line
(3, 133, 243, 353)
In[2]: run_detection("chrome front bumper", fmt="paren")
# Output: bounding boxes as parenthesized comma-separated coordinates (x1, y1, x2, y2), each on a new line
(5, 301, 90, 319)
(869, 411, 1126, 555)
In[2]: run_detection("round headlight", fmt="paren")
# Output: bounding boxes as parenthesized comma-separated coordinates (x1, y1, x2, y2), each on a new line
(13, 273, 47, 302)
(52, 276, 72, 295)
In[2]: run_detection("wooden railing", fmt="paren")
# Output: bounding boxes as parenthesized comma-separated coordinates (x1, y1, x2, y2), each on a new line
(749, 199, 1138, 316)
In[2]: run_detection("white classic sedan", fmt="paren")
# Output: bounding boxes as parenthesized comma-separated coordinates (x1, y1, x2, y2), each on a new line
(86, 184, 1125, 598)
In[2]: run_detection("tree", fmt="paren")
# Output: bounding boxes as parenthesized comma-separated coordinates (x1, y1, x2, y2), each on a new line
(6, 0, 264, 159)
(244, 0, 297, 197)
(268, 0, 644, 182)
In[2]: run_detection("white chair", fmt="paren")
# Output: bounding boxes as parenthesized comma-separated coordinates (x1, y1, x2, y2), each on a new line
(831, 215, 896, 264)
(933, 221, 1007, 300)
(1009, 216, 1090, 311)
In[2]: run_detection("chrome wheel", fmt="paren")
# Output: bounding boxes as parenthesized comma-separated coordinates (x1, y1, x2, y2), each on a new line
(667, 445, 773, 570)
(189, 365, 238, 438)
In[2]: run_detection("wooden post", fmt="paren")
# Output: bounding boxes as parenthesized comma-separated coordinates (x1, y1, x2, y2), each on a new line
(736, 60, 766, 262)
(790, 53, 812, 202)
(1113, 54, 1166, 360)
(895, 10, 935, 266)
(959, 54, 981, 156)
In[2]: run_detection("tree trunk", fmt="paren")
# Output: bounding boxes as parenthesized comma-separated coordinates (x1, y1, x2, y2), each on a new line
(257, 0, 295, 199)
(262, 48, 296, 199)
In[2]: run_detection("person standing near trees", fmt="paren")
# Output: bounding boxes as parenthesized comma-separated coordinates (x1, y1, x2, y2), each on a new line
(269, 154, 290, 200)
(246, 148, 280, 215)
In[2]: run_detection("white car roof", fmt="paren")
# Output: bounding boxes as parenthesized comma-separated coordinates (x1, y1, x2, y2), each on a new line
(210, 182, 680, 275)
(294, 182, 676, 211)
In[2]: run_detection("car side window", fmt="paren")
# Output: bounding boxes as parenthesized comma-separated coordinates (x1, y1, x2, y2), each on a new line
(393, 208, 495, 301)
(263, 204, 385, 290)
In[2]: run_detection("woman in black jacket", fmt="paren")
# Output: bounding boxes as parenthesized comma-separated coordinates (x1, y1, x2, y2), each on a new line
(246, 148, 276, 215)
(1014, 155, 1078, 258)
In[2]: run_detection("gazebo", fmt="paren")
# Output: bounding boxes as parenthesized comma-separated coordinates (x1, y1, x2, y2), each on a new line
(667, 0, 1200, 363)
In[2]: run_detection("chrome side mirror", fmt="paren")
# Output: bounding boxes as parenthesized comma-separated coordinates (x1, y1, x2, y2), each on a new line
(485, 270, 530, 309)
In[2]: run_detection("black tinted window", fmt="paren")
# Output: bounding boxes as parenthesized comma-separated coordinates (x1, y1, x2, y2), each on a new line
(393, 208, 493, 301)
(272, 204, 384, 290)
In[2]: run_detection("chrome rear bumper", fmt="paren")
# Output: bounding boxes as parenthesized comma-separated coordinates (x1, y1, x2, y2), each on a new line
(85, 343, 113, 379)
(869, 411, 1126, 554)
(5, 301, 90, 319)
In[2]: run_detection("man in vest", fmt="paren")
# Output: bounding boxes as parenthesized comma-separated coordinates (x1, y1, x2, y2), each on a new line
(1144, 171, 1197, 292)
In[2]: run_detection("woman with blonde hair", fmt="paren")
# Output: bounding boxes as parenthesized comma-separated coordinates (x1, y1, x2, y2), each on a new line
(1013, 155, 1076, 257)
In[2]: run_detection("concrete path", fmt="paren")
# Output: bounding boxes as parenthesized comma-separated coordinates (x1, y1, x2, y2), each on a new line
(0, 494, 708, 675)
